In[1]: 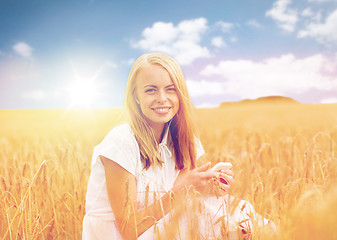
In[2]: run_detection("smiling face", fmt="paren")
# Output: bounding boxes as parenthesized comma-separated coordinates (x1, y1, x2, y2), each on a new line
(135, 64, 179, 134)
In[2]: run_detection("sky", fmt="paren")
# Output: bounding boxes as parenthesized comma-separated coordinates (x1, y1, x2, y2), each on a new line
(0, 0, 337, 109)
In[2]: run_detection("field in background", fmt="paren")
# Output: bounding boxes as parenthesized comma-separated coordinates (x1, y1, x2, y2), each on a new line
(0, 103, 337, 239)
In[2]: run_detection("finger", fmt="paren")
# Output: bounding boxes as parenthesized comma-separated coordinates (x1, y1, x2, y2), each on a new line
(199, 171, 220, 180)
(195, 162, 211, 172)
(220, 169, 234, 177)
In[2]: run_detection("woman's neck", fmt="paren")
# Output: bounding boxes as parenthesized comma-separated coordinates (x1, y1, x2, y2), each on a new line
(151, 123, 166, 144)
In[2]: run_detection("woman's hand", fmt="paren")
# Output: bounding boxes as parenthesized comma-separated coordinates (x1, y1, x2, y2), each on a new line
(173, 162, 211, 195)
(173, 162, 234, 197)
(212, 167, 234, 195)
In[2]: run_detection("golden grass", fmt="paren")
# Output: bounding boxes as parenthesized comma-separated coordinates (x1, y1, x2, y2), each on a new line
(0, 103, 337, 239)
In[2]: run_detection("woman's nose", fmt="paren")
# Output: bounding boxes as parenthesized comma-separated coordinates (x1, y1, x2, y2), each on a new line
(157, 90, 167, 102)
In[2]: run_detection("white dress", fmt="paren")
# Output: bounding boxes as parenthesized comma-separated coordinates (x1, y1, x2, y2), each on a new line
(82, 123, 274, 240)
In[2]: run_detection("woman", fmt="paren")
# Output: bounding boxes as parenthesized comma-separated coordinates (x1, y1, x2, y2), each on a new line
(83, 53, 268, 240)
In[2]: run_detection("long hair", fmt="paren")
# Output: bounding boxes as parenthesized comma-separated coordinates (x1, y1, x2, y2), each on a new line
(125, 53, 197, 170)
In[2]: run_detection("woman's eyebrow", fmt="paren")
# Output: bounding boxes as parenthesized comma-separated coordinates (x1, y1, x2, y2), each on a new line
(144, 85, 157, 88)
(143, 84, 175, 88)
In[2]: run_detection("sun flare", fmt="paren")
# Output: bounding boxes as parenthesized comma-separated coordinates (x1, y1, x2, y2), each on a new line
(66, 80, 99, 108)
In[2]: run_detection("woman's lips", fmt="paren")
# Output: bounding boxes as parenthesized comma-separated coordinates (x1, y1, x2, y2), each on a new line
(151, 107, 171, 113)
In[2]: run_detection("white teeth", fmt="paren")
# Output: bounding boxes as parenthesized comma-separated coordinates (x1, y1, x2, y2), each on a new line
(153, 107, 170, 112)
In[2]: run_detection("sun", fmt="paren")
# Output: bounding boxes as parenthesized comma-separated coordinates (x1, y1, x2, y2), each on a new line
(66, 80, 99, 108)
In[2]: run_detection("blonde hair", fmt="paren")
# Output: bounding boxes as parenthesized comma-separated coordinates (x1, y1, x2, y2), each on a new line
(125, 53, 197, 170)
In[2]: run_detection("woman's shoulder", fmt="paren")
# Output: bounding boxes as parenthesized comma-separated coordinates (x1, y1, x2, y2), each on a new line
(103, 122, 136, 145)
(92, 122, 140, 174)
(107, 122, 133, 136)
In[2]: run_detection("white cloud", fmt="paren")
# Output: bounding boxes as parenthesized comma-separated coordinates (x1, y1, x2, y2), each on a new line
(211, 37, 226, 48)
(266, 0, 298, 32)
(301, 7, 322, 22)
(132, 18, 210, 65)
(301, 7, 314, 17)
(298, 9, 337, 45)
(216, 21, 234, 33)
(12, 42, 33, 58)
(246, 19, 262, 28)
(187, 79, 227, 97)
(321, 97, 337, 103)
(195, 102, 219, 108)
(200, 53, 337, 99)
(22, 90, 46, 100)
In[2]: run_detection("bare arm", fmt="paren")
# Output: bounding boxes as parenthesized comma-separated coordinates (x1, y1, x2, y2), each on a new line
(101, 156, 182, 239)
(101, 156, 232, 239)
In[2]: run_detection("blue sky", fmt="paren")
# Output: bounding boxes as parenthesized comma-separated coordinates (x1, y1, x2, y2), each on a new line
(1, 0, 337, 109)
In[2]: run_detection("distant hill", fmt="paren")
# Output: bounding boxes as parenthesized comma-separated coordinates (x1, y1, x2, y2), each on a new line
(220, 96, 300, 107)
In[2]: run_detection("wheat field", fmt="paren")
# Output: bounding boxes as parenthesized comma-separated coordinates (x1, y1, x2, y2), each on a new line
(0, 103, 337, 240)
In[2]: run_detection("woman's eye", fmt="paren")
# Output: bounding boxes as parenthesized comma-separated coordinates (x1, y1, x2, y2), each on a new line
(167, 88, 176, 92)
(145, 89, 156, 93)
